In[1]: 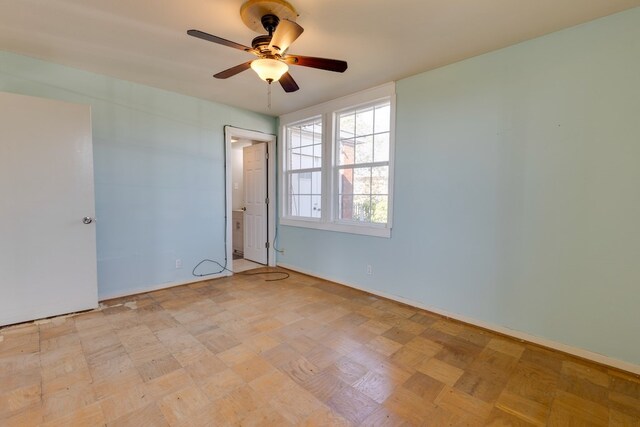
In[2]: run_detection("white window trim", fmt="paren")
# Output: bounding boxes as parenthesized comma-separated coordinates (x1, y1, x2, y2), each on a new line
(279, 82, 396, 238)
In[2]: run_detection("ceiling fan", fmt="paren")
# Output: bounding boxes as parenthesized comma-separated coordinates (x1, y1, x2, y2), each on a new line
(187, 0, 348, 93)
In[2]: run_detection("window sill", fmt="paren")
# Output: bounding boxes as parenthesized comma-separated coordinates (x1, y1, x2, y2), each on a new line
(280, 217, 391, 238)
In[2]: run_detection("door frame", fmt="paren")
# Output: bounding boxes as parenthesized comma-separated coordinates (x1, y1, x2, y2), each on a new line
(224, 126, 277, 268)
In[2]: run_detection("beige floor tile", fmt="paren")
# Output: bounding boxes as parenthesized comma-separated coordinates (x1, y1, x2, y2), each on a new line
(106, 403, 169, 427)
(41, 401, 105, 427)
(99, 383, 152, 422)
(232, 355, 276, 382)
(416, 357, 464, 386)
(158, 385, 211, 426)
(242, 403, 295, 427)
(145, 368, 197, 401)
(0, 383, 41, 419)
(42, 380, 96, 422)
(199, 369, 245, 401)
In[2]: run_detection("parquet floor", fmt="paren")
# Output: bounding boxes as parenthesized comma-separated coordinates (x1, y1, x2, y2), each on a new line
(1, 268, 639, 426)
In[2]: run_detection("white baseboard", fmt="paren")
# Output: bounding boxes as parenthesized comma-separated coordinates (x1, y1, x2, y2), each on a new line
(277, 263, 640, 376)
(98, 272, 231, 301)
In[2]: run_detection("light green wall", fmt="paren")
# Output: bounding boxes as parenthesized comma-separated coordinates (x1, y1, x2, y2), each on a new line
(0, 51, 276, 298)
(279, 8, 640, 365)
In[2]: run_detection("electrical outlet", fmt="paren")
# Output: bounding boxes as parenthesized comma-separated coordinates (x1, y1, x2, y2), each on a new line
(366, 265, 372, 275)
(175, 259, 182, 269)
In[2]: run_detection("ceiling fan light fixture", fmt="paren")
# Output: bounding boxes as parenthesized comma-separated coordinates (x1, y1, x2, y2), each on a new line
(251, 58, 288, 83)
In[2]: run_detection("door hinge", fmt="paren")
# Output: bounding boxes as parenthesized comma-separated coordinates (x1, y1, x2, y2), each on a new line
(265, 197, 269, 204)
(266, 152, 269, 159)
(265, 242, 270, 249)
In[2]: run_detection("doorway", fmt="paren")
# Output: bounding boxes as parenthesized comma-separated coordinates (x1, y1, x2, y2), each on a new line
(225, 126, 277, 273)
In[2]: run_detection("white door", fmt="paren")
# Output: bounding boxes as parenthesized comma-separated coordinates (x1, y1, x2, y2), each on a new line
(0, 92, 98, 326)
(243, 143, 268, 264)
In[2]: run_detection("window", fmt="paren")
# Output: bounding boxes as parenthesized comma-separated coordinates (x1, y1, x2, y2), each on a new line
(284, 117, 323, 219)
(280, 83, 395, 237)
(336, 101, 391, 225)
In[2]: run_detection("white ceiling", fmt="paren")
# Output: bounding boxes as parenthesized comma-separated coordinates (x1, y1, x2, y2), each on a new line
(0, 0, 638, 116)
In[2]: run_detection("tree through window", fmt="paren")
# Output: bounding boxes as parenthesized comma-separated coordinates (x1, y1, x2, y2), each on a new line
(336, 101, 391, 224)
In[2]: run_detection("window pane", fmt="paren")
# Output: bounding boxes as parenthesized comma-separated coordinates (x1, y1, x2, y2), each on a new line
(298, 195, 311, 217)
(287, 170, 321, 219)
(290, 128, 301, 148)
(289, 172, 299, 194)
(353, 167, 371, 195)
(299, 157, 312, 170)
(287, 117, 322, 174)
(301, 131, 314, 146)
(355, 135, 373, 164)
(290, 149, 300, 170)
(339, 113, 355, 139)
(299, 172, 312, 194)
(338, 168, 354, 195)
(356, 107, 374, 135)
(289, 172, 308, 194)
(371, 166, 389, 195)
(339, 195, 353, 221)
(311, 171, 322, 195)
(311, 195, 321, 218)
(374, 133, 389, 162)
(374, 104, 390, 133)
(300, 146, 314, 169)
(371, 195, 388, 224)
(301, 122, 314, 135)
(339, 167, 375, 196)
(290, 194, 300, 216)
(352, 195, 372, 222)
(339, 138, 355, 166)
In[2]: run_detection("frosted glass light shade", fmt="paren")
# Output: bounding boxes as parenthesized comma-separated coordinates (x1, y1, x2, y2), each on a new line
(251, 59, 288, 82)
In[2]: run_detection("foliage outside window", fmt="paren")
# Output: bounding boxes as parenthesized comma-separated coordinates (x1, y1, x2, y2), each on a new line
(336, 101, 391, 225)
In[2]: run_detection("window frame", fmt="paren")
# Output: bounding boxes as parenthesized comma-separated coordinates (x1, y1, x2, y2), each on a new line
(279, 82, 396, 238)
(333, 99, 393, 228)
(282, 116, 324, 221)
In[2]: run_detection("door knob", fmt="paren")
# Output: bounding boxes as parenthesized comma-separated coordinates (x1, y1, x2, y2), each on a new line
(242, 207, 246, 211)
(82, 217, 96, 224)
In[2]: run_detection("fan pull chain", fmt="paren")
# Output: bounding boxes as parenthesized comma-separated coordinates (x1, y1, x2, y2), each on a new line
(267, 82, 272, 110)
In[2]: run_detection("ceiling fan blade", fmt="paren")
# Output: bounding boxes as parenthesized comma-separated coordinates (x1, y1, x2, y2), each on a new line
(214, 62, 253, 79)
(268, 20, 304, 54)
(187, 29, 252, 52)
(283, 55, 348, 73)
(279, 72, 300, 93)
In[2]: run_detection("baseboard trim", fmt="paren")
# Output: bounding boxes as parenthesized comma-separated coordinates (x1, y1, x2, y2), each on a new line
(277, 263, 640, 376)
(98, 272, 231, 302)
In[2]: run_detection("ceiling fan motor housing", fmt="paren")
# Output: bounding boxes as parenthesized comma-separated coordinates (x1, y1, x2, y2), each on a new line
(251, 34, 273, 54)
(261, 14, 280, 35)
